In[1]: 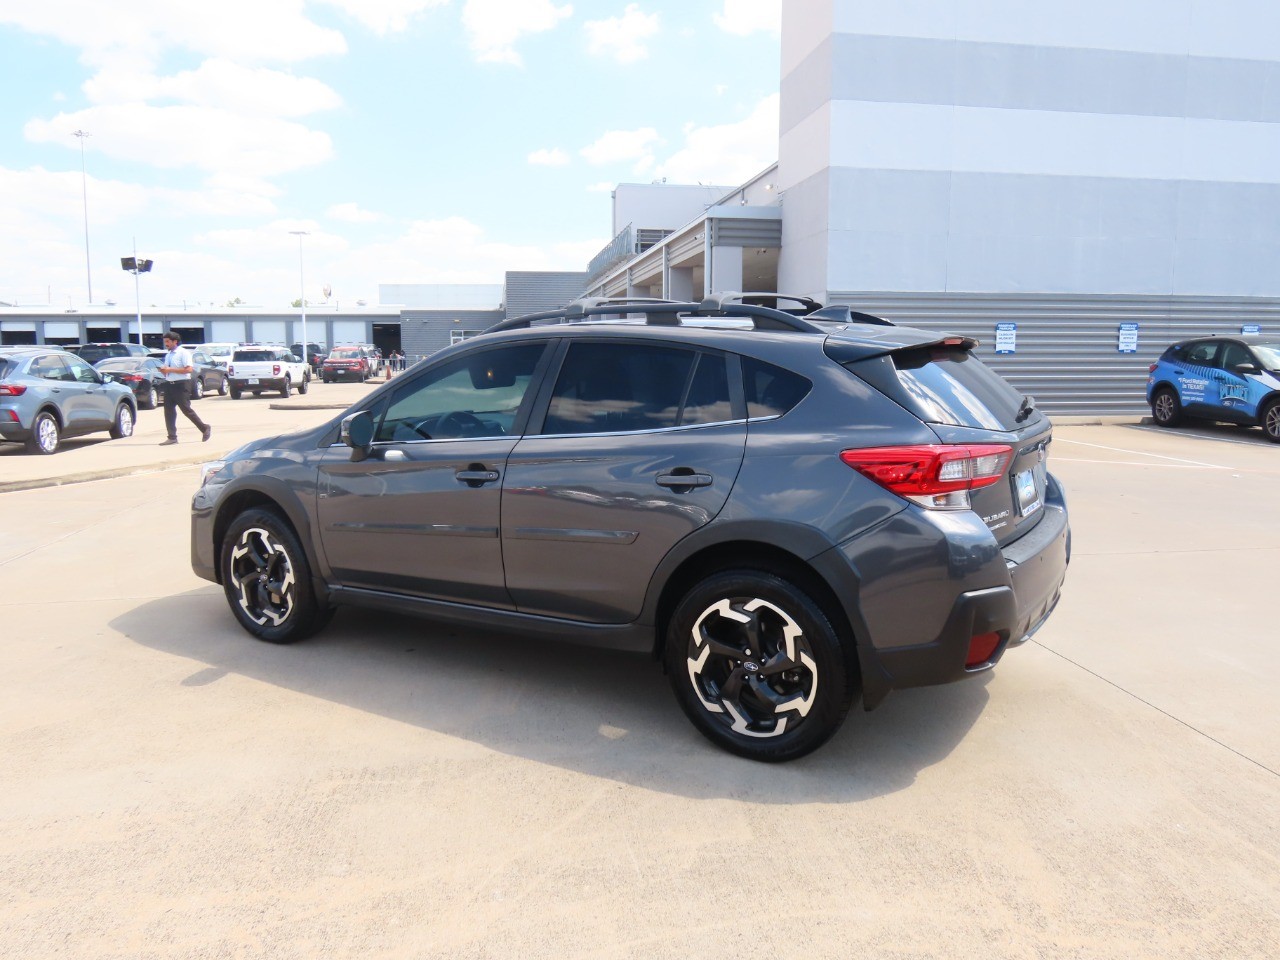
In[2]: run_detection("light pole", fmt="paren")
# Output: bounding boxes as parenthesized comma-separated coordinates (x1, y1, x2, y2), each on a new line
(289, 230, 309, 366)
(121, 240, 153, 346)
(72, 129, 92, 304)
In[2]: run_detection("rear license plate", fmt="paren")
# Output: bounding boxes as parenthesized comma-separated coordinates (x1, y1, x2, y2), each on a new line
(247, 378, 259, 385)
(1015, 468, 1041, 517)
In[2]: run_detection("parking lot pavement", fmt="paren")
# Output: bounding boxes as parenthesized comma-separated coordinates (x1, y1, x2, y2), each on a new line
(0, 423, 1277, 958)
(0, 377, 389, 492)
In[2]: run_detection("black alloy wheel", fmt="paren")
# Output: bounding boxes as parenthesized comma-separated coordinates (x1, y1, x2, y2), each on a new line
(1152, 387, 1182, 427)
(664, 570, 856, 762)
(222, 508, 330, 643)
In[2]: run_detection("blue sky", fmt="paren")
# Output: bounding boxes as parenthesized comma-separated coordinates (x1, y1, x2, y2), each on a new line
(0, 0, 781, 310)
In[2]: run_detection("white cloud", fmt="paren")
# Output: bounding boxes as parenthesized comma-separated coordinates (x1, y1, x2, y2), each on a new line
(653, 94, 778, 185)
(584, 4, 659, 64)
(580, 127, 662, 166)
(461, 0, 573, 66)
(25, 104, 333, 180)
(319, 0, 450, 35)
(713, 0, 780, 36)
(327, 202, 385, 223)
(527, 148, 570, 167)
(585, 181, 615, 193)
(0, 1, 347, 67)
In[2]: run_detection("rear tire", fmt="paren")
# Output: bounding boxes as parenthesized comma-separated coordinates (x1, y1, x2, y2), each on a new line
(1261, 398, 1280, 443)
(229, 385, 242, 400)
(281, 377, 291, 399)
(298, 373, 309, 395)
(221, 508, 332, 643)
(217, 378, 228, 396)
(663, 570, 856, 762)
(1151, 387, 1182, 427)
(142, 384, 157, 409)
(25, 410, 60, 455)
(192, 377, 204, 400)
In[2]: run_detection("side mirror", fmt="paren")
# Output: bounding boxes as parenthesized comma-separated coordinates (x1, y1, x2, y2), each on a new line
(340, 411, 375, 462)
(1232, 362, 1259, 375)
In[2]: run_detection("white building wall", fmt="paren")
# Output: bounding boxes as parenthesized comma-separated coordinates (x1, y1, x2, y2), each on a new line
(779, 0, 1280, 298)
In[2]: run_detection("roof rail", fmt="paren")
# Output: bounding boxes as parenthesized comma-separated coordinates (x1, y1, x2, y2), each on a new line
(485, 292, 830, 334)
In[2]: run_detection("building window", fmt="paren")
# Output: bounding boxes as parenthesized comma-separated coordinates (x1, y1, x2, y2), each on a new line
(450, 329, 484, 345)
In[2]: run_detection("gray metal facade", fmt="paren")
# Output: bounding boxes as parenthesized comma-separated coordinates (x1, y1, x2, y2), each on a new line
(832, 292, 1279, 416)
(399, 309, 502, 362)
(504, 271, 588, 319)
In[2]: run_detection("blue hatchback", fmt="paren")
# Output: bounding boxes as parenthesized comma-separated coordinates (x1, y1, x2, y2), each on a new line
(1147, 337, 1280, 443)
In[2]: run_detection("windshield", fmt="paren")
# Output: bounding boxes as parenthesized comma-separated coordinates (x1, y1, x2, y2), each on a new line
(331, 349, 362, 359)
(1253, 343, 1280, 369)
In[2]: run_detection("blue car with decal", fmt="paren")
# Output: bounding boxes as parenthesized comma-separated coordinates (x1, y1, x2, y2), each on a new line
(1147, 336, 1280, 443)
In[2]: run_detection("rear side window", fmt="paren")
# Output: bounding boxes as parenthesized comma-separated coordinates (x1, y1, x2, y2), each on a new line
(743, 358, 810, 419)
(542, 342, 730, 435)
(0, 358, 12, 379)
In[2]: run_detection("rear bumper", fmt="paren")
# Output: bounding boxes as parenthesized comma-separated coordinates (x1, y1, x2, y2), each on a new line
(818, 473, 1070, 709)
(230, 377, 287, 390)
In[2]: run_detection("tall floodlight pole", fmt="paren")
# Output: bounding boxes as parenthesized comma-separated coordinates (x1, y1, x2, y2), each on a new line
(120, 240, 153, 346)
(289, 230, 309, 365)
(73, 130, 93, 304)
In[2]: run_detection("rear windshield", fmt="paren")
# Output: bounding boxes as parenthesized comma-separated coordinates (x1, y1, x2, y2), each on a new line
(233, 350, 276, 362)
(96, 358, 142, 371)
(845, 346, 1026, 431)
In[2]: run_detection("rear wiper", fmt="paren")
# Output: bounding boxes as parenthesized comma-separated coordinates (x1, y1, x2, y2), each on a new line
(1015, 395, 1036, 423)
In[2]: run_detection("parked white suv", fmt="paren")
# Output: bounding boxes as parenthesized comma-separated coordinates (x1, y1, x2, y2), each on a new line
(226, 346, 310, 399)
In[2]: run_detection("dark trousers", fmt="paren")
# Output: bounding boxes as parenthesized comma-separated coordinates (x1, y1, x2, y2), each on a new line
(163, 380, 208, 439)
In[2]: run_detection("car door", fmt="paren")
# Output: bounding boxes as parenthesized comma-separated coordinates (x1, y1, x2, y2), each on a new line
(502, 340, 746, 623)
(1211, 341, 1258, 423)
(1174, 340, 1222, 416)
(315, 341, 550, 607)
(63, 353, 117, 427)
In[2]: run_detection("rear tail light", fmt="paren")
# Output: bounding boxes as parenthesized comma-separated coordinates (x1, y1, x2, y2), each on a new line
(122, 374, 143, 382)
(227, 364, 235, 375)
(1148, 363, 1158, 374)
(840, 444, 1013, 510)
(0, 384, 28, 397)
(273, 364, 282, 376)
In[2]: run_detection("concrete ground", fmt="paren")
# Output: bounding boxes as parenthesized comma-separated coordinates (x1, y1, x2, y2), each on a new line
(0, 403, 1277, 959)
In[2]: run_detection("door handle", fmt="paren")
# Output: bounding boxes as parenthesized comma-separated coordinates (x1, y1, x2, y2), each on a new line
(656, 471, 713, 489)
(456, 468, 500, 487)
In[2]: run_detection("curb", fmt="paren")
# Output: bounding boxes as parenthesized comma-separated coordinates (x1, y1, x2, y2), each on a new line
(0, 453, 215, 494)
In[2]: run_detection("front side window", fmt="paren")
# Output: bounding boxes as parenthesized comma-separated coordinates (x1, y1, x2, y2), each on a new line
(542, 342, 730, 435)
(66, 355, 99, 383)
(375, 343, 544, 442)
(1217, 342, 1252, 370)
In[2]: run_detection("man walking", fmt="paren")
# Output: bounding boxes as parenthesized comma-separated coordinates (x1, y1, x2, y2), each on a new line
(157, 331, 211, 445)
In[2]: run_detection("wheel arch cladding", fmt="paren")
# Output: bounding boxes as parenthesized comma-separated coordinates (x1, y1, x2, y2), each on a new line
(212, 484, 325, 601)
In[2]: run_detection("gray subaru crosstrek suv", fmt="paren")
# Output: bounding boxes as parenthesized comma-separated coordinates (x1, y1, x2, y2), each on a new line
(191, 295, 1069, 761)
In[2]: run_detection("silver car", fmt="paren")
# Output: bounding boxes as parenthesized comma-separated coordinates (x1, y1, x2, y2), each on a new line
(0, 346, 138, 454)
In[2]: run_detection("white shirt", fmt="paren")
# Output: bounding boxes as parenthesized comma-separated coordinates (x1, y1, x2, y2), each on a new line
(163, 345, 193, 382)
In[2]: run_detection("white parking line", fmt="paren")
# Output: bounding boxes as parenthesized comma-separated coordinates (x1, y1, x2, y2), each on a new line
(1128, 423, 1270, 448)
(1052, 457, 1228, 470)
(1055, 437, 1231, 470)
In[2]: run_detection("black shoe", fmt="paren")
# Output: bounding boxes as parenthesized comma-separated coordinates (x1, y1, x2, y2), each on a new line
(202, 425, 212, 442)
(160, 438, 178, 446)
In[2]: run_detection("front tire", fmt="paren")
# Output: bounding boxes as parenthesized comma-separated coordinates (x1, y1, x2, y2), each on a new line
(192, 377, 204, 400)
(1151, 387, 1182, 427)
(109, 403, 135, 439)
(217, 377, 228, 396)
(1261, 398, 1280, 443)
(25, 410, 60, 455)
(221, 508, 331, 643)
(663, 570, 856, 762)
(142, 384, 157, 409)
(298, 372, 309, 395)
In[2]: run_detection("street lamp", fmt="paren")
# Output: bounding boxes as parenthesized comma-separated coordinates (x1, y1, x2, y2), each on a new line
(289, 230, 309, 366)
(121, 240, 153, 346)
(72, 129, 92, 304)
